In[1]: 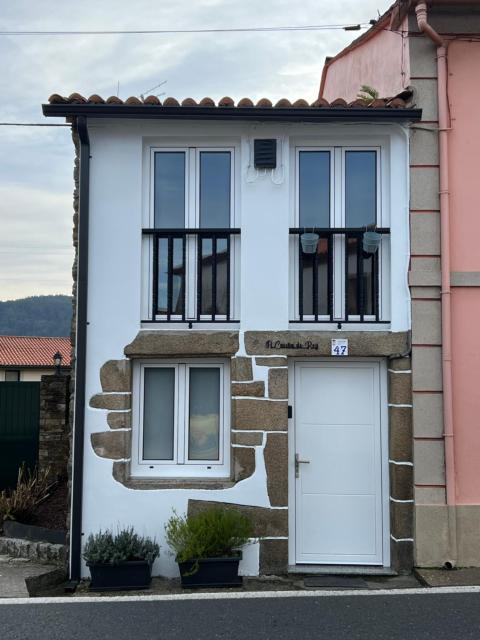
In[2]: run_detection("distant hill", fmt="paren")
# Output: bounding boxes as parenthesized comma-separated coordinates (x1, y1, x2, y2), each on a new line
(0, 295, 72, 337)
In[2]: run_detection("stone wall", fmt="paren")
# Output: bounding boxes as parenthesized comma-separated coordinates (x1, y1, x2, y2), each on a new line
(38, 374, 70, 480)
(407, 12, 447, 568)
(89, 329, 413, 574)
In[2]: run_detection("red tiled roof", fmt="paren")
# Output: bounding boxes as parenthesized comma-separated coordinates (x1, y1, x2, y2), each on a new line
(0, 336, 71, 368)
(47, 93, 412, 109)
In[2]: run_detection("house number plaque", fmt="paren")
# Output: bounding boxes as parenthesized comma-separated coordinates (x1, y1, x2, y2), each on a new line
(331, 339, 348, 356)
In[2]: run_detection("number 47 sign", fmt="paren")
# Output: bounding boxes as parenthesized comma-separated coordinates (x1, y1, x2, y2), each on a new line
(331, 339, 348, 356)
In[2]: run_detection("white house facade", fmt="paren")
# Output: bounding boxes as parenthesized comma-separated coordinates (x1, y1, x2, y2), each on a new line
(43, 94, 421, 581)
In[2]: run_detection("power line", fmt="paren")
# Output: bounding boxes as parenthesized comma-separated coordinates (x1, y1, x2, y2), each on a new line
(0, 123, 70, 127)
(0, 23, 368, 37)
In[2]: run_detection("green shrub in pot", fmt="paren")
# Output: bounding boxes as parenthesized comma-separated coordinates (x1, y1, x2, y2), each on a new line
(165, 508, 253, 587)
(83, 527, 160, 591)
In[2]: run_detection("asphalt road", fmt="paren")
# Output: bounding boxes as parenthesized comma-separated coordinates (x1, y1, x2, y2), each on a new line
(1, 591, 480, 640)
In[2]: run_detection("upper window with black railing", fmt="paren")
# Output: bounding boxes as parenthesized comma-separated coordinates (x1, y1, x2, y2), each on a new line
(143, 148, 239, 323)
(291, 147, 390, 324)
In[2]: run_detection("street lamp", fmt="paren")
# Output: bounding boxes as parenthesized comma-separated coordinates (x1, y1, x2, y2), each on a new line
(53, 351, 63, 375)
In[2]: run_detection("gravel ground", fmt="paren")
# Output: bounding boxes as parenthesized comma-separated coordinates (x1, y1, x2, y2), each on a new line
(36, 571, 421, 597)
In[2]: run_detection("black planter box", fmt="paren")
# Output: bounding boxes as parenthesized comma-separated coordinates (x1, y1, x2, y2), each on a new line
(3, 520, 66, 545)
(178, 556, 242, 588)
(88, 560, 153, 591)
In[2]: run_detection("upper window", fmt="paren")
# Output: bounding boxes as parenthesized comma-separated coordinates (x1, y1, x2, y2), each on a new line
(292, 147, 389, 323)
(5, 370, 20, 382)
(132, 360, 230, 478)
(144, 148, 238, 323)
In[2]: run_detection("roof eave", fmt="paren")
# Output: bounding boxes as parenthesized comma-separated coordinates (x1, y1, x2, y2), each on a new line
(42, 103, 422, 122)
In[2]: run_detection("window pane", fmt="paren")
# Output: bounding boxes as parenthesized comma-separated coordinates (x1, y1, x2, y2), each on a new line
(154, 152, 185, 228)
(143, 368, 175, 460)
(345, 151, 377, 227)
(157, 238, 169, 314)
(215, 238, 228, 315)
(5, 370, 20, 381)
(346, 237, 375, 317)
(301, 237, 329, 316)
(171, 238, 185, 315)
(188, 368, 220, 461)
(199, 237, 228, 316)
(200, 152, 231, 228)
(299, 151, 330, 228)
(156, 238, 185, 316)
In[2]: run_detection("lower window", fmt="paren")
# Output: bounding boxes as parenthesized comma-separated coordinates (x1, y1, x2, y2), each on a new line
(132, 360, 230, 478)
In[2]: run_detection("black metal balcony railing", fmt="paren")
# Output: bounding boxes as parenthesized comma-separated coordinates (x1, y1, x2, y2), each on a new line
(143, 228, 240, 322)
(289, 228, 390, 323)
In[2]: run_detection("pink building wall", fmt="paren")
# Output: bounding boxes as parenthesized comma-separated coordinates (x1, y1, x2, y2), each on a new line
(322, 21, 480, 507)
(321, 19, 410, 101)
(448, 40, 480, 504)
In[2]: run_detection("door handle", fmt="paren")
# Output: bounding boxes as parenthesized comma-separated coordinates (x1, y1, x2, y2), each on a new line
(295, 453, 310, 478)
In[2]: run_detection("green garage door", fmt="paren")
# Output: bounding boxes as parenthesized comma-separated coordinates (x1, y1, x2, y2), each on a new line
(0, 382, 40, 490)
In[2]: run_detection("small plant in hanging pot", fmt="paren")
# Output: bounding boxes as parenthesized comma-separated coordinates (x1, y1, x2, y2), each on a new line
(300, 230, 319, 254)
(83, 527, 160, 591)
(165, 507, 253, 588)
(362, 228, 382, 254)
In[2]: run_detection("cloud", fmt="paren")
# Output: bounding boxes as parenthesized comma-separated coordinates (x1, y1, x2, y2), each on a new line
(0, 184, 73, 299)
(0, 0, 393, 300)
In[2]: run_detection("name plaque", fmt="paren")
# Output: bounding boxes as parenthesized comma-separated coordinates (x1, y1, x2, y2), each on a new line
(265, 340, 319, 351)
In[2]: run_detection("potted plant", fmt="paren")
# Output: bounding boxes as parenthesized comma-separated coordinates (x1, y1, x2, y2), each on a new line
(83, 527, 160, 591)
(300, 231, 319, 254)
(362, 230, 382, 254)
(165, 507, 253, 588)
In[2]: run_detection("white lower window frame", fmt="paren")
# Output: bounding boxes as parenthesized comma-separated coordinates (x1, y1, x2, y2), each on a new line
(131, 359, 230, 478)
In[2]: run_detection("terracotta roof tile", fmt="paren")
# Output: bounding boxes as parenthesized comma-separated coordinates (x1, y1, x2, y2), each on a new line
(125, 96, 142, 105)
(163, 97, 180, 107)
(0, 336, 71, 368)
(87, 94, 105, 104)
(46, 92, 413, 110)
(311, 98, 330, 107)
(142, 95, 159, 105)
(68, 93, 86, 104)
(218, 96, 235, 107)
(237, 97, 254, 107)
(292, 99, 309, 108)
(330, 98, 348, 107)
(106, 95, 123, 104)
(275, 98, 292, 108)
(256, 98, 272, 107)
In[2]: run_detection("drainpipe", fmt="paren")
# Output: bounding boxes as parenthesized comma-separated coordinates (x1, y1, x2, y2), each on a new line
(415, 1, 457, 567)
(69, 115, 90, 586)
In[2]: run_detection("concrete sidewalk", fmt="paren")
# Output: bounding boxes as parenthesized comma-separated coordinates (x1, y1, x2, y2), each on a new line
(0, 555, 64, 598)
(416, 567, 480, 588)
(66, 572, 421, 598)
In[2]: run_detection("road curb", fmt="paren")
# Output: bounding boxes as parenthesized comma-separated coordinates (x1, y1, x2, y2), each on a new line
(1, 585, 480, 605)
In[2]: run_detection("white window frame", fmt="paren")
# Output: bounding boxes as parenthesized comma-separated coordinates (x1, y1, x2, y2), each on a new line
(144, 146, 237, 323)
(291, 145, 388, 323)
(131, 359, 230, 478)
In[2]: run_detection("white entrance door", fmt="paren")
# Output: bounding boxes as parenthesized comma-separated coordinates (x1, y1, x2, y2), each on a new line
(294, 361, 386, 565)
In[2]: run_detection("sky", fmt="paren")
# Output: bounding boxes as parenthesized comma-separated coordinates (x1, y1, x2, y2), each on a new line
(0, 0, 393, 301)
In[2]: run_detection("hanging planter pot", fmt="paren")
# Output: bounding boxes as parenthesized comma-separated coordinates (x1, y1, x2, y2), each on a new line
(362, 230, 382, 254)
(300, 232, 319, 254)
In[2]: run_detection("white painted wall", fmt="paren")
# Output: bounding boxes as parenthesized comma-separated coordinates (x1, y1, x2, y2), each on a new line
(81, 119, 410, 577)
